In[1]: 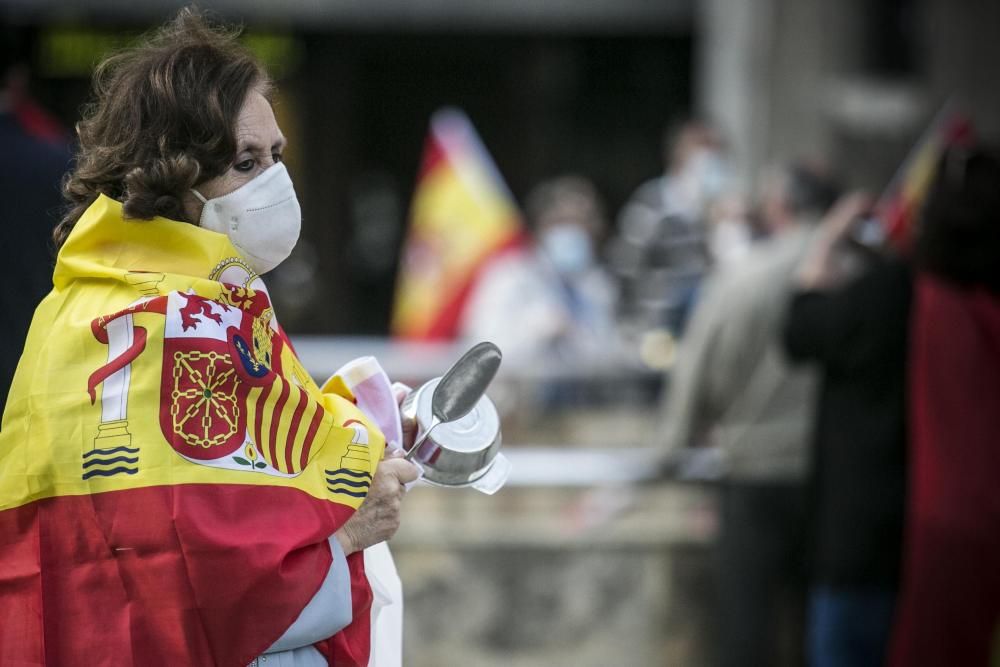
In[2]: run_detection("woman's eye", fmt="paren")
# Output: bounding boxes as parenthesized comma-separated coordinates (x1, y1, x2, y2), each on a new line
(234, 159, 255, 173)
(272, 152, 283, 164)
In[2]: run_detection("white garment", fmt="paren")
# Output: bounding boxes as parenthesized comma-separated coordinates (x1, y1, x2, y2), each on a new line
(459, 249, 618, 364)
(330, 357, 407, 666)
(251, 541, 404, 667)
(365, 542, 404, 667)
(250, 357, 407, 667)
(251, 538, 352, 667)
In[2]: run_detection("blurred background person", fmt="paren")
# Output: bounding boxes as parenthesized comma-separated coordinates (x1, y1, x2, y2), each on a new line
(0, 23, 71, 412)
(889, 146, 1000, 667)
(659, 160, 840, 667)
(783, 193, 912, 667)
(459, 175, 618, 366)
(704, 189, 756, 268)
(611, 118, 731, 335)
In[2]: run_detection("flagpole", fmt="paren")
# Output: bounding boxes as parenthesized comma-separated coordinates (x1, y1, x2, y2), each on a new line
(875, 98, 956, 216)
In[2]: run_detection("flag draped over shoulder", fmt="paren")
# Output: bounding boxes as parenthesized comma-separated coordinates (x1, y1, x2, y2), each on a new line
(390, 108, 524, 340)
(0, 195, 383, 667)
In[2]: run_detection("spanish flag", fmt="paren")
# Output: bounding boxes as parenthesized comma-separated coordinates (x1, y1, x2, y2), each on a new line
(0, 195, 382, 666)
(878, 105, 974, 249)
(390, 108, 524, 340)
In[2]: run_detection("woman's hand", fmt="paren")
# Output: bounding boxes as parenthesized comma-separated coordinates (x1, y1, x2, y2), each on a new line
(333, 451, 420, 556)
(392, 381, 419, 454)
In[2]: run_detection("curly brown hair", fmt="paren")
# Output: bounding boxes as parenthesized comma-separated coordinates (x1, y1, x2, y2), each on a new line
(54, 7, 270, 249)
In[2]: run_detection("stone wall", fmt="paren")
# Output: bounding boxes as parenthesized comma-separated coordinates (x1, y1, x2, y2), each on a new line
(390, 482, 719, 666)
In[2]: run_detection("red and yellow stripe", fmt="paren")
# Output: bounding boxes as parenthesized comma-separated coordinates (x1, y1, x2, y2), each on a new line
(247, 376, 327, 474)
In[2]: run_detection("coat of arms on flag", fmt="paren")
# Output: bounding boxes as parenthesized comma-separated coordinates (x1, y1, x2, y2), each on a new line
(86, 283, 362, 484)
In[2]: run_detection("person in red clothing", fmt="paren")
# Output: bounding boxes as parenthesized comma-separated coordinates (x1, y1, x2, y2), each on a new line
(889, 146, 1000, 666)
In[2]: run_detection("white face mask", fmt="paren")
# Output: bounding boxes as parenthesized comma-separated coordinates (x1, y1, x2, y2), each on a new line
(192, 163, 302, 275)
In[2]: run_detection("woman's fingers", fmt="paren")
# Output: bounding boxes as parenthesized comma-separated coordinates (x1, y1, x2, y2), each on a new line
(391, 382, 420, 451)
(335, 457, 420, 554)
(379, 457, 420, 485)
(390, 381, 412, 407)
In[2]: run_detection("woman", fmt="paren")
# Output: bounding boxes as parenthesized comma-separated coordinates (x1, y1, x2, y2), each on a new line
(0, 9, 417, 666)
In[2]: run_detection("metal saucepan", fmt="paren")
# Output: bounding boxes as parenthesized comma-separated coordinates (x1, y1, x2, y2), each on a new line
(400, 376, 505, 488)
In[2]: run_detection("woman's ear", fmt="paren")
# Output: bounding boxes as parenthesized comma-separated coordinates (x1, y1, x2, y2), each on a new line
(181, 189, 206, 226)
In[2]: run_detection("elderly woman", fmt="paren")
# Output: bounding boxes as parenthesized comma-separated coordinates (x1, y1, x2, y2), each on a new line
(0, 9, 417, 666)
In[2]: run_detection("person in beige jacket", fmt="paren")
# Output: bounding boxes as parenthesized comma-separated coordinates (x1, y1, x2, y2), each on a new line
(659, 162, 840, 667)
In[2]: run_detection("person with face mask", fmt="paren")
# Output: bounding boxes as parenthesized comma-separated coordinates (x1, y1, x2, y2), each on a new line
(0, 9, 418, 666)
(613, 119, 732, 335)
(659, 161, 842, 667)
(459, 175, 619, 368)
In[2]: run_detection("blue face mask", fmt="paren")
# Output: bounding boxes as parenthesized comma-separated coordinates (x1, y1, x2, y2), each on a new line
(540, 224, 594, 275)
(685, 149, 731, 203)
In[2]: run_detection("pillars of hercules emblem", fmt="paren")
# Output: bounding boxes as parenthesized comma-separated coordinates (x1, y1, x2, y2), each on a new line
(92, 313, 136, 450)
(87, 295, 167, 451)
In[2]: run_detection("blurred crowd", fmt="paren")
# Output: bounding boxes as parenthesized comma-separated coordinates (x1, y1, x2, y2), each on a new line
(460, 113, 1000, 667)
(3, 19, 1000, 667)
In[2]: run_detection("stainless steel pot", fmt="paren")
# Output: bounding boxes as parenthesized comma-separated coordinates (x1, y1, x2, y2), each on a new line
(400, 377, 508, 492)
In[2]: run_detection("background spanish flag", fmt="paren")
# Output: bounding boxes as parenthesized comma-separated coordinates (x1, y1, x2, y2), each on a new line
(877, 104, 974, 249)
(390, 108, 524, 340)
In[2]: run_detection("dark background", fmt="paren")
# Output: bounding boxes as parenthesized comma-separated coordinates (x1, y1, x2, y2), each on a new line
(24, 25, 693, 334)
